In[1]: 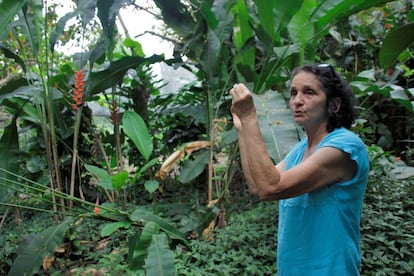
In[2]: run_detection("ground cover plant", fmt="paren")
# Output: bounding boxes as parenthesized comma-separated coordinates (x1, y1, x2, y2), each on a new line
(1, 0, 414, 275)
(1, 149, 413, 275)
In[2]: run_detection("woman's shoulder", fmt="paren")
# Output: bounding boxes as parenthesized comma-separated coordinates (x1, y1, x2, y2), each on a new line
(321, 127, 369, 165)
(324, 127, 364, 146)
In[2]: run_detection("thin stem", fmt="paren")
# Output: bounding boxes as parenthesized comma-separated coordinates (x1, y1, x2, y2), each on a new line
(0, 207, 9, 234)
(69, 108, 83, 210)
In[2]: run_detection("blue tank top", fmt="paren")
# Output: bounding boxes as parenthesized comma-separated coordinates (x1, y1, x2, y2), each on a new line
(277, 127, 369, 275)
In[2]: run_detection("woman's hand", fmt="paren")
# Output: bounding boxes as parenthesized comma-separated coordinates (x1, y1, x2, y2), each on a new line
(230, 84, 256, 129)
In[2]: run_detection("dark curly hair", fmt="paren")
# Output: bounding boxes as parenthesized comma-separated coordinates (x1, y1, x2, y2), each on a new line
(291, 64, 356, 132)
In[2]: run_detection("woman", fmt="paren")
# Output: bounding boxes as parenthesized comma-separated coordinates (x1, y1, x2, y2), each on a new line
(230, 64, 369, 275)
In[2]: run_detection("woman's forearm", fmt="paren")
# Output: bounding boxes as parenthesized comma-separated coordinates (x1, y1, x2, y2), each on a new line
(238, 133, 258, 194)
(230, 83, 281, 199)
(238, 116, 281, 198)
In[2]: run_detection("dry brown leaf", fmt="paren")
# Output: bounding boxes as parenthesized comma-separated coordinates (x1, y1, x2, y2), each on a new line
(184, 140, 210, 154)
(207, 199, 218, 208)
(201, 220, 216, 241)
(155, 149, 185, 180)
(155, 140, 210, 180)
(54, 243, 67, 254)
(95, 237, 110, 251)
(42, 255, 55, 271)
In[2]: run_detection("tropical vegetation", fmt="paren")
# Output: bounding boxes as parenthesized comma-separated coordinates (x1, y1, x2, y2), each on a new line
(0, 0, 413, 275)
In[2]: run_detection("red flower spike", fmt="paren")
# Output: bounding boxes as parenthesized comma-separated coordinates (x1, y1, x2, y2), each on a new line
(110, 101, 120, 125)
(72, 69, 86, 110)
(94, 205, 100, 214)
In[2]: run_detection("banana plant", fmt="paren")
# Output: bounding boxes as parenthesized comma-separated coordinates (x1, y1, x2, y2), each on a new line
(151, 0, 396, 209)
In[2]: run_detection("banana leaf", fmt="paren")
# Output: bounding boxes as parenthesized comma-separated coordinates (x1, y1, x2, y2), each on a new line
(178, 150, 210, 184)
(379, 22, 414, 69)
(253, 90, 303, 163)
(129, 221, 159, 270)
(145, 233, 175, 276)
(8, 217, 74, 276)
(87, 55, 164, 95)
(0, 0, 26, 39)
(129, 209, 187, 242)
(0, 119, 19, 204)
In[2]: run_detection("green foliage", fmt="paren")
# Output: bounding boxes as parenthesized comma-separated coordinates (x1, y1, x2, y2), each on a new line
(253, 89, 303, 163)
(0, 0, 26, 36)
(129, 221, 159, 271)
(0, 118, 19, 203)
(379, 22, 414, 69)
(145, 232, 176, 276)
(101, 221, 131, 237)
(175, 201, 278, 275)
(87, 55, 165, 95)
(129, 208, 187, 243)
(178, 150, 210, 184)
(8, 217, 74, 276)
(85, 164, 113, 190)
(122, 110, 153, 161)
(360, 145, 414, 275)
(1, 0, 414, 275)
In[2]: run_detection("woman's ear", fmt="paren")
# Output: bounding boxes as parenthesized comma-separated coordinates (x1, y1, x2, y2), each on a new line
(328, 97, 341, 113)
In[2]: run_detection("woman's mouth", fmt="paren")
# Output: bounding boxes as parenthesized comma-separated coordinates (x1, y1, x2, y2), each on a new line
(293, 110, 303, 116)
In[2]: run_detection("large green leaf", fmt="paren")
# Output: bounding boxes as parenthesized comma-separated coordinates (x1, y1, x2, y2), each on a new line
(111, 171, 129, 190)
(253, 0, 304, 39)
(49, 4, 83, 52)
(0, 78, 28, 103)
(0, 84, 37, 105)
(288, 0, 316, 46)
(253, 90, 302, 163)
(101, 221, 131, 237)
(129, 221, 159, 270)
(178, 150, 210, 184)
(199, 0, 235, 83)
(16, 0, 43, 57)
(129, 209, 187, 242)
(0, 119, 19, 203)
(231, 0, 255, 80)
(84, 164, 112, 190)
(122, 110, 153, 161)
(8, 217, 74, 276)
(145, 233, 176, 276)
(0, 0, 26, 38)
(87, 55, 164, 94)
(314, 0, 394, 29)
(379, 22, 414, 69)
(153, 0, 196, 36)
(0, 43, 26, 72)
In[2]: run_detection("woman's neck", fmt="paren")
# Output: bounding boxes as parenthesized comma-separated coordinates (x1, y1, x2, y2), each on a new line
(305, 125, 329, 149)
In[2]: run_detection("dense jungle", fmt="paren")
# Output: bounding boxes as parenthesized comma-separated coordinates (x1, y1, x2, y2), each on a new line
(0, 0, 413, 275)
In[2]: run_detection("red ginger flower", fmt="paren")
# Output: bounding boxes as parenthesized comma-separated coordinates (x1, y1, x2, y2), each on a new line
(94, 205, 100, 214)
(72, 69, 86, 110)
(110, 100, 120, 125)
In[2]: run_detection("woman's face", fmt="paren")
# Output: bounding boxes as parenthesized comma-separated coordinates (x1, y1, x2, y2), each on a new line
(289, 71, 329, 129)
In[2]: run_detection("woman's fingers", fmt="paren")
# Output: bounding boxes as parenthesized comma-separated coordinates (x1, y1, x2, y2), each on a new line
(230, 84, 255, 119)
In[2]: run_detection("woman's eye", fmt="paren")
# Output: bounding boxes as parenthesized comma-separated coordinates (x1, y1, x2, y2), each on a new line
(305, 89, 314, 95)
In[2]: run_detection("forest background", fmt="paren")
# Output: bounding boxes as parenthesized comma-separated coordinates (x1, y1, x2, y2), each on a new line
(0, 0, 413, 275)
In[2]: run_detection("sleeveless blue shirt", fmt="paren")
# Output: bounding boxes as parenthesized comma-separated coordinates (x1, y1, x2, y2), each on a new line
(277, 127, 369, 275)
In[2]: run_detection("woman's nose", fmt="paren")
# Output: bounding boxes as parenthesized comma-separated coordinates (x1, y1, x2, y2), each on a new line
(291, 93, 304, 106)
